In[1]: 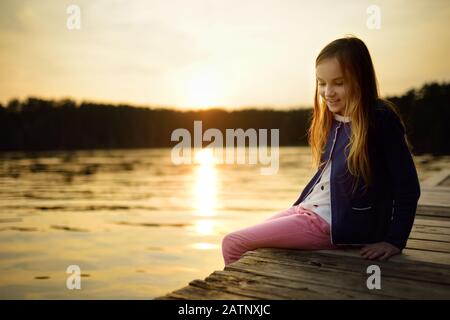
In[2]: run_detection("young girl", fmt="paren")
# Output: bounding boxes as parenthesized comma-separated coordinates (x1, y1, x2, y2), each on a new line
(221, 36, 421, 265)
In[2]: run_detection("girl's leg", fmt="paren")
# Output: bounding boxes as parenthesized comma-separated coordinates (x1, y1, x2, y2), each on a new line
(222, 207, 336, 266)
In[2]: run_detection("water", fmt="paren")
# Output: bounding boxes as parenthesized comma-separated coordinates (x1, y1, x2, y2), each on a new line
(0, 147, 448, 299)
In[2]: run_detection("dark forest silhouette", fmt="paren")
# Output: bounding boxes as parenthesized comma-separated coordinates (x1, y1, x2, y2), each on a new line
(0, 82, 448, 155)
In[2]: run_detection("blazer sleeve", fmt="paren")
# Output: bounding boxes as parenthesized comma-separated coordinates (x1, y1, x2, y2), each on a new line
(379, 109, 421, 250)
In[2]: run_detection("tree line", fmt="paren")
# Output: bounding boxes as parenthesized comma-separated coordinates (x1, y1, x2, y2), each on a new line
(0, 82, 448, 155)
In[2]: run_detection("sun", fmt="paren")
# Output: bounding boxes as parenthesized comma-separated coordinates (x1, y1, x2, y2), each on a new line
(187, 68, 224, 109)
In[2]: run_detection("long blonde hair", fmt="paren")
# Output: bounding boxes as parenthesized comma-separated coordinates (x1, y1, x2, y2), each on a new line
(309, 36, 408, 194)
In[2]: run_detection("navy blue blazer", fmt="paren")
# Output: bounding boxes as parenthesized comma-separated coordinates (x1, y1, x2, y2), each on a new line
(292, 100, 421, 250)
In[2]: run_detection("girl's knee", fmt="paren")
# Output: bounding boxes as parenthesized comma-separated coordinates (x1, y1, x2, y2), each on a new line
(222, 232, 248, 253)
(222, 232, 239, 249)
(222, 232, 249, 266)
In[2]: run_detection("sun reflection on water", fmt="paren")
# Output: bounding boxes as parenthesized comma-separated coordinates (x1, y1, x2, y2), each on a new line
(190, 242, 220, 250)
(191, 148, 220, 241)
(193, 148, 218, 218)
(194, 219, 215, 235)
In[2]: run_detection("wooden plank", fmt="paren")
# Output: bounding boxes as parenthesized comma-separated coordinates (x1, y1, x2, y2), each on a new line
(412, 225, 450, 236)
(194, 274, 355, 300)
(188, 279, 282, 300)
(416, 212, 450, 220)
(418, 168, 450, 207)
(319, 246, 450, 266)
(229, 254, 450, 299)
(397, 248, 450, 265)
(416, 204, 450, 218)
(241, 254, 450, 299)
(226, 260, 395, 299)
(418, 196, 450, 208)
(419, 191, 450, 199)
(154, 283, 256, 300)
(414, 218, 450, 228)
(158, 243, 450, 300)
(441, 176, 450, 187)
(249, 248, 450, 285)
(420, 186, 450, 193)
(406, 239, 450, 253)
(204, 269, 392, 300)
(410, 231, 450, 242)
(421, 169, 450, 187)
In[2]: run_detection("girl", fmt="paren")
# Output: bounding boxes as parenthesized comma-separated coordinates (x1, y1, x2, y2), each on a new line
(221, 36, 421, 265)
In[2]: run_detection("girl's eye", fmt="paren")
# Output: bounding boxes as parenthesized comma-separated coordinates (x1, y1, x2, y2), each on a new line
(335, 82, 344, 86)
(318, 83, 325, 86)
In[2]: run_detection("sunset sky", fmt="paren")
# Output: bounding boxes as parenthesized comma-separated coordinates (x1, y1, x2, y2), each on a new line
(0, 0, 449, 110)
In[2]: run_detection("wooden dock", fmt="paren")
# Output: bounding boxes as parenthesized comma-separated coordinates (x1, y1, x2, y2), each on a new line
(155, 170, 450, 300)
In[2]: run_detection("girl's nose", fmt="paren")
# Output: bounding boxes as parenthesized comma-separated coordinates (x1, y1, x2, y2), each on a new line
(325, 85, 335, 97)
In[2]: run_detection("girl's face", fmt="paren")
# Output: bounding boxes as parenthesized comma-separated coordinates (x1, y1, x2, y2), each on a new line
(316, 57, 347, 116)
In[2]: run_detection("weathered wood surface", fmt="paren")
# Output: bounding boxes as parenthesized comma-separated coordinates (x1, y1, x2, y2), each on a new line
(155, 170, 450, 300)
(419, 169, 450, 208)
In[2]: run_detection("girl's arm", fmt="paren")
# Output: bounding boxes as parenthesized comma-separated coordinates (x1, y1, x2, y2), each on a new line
(378, 108, 421, 250)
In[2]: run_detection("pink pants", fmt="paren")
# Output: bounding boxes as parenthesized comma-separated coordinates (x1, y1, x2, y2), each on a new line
(221, 205, 338, 266)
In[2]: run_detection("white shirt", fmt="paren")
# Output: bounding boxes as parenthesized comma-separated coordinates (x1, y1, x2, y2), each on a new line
(299, 160, 333, 224)
(298, 112, 351, 225)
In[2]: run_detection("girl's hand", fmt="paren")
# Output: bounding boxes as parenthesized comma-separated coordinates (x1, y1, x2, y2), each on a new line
(360, 242, 401, 261)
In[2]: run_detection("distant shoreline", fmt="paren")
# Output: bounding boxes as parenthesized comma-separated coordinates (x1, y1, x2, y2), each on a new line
(1, 82, 449, 155)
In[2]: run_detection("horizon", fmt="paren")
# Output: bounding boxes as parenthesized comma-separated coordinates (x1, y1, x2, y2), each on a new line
(3, 80, 444, 113)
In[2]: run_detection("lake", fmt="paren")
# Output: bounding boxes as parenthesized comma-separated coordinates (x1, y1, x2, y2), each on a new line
(0, 147, 448, 299)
